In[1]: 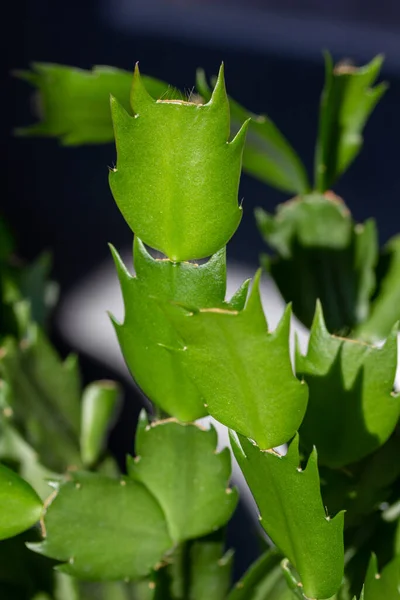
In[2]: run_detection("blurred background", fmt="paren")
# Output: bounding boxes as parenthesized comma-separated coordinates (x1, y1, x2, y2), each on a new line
(3, 0, 400, 576)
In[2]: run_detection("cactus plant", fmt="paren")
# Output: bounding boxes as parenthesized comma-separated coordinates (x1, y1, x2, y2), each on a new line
(2, 54, 399, 599)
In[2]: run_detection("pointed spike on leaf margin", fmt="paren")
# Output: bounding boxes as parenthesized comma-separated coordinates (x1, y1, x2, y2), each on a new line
(133, 236, 156, 277)
(229, 117, 251, 150)
(206, 63, 226, 108)
(109, 243, 133, 285)
(228, 278, 251, 311)
(130, 62, 156, 115)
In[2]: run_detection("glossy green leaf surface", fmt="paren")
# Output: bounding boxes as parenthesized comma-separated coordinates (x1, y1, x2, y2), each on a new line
(163, 270, 307, 449)
(361, 553, 400, 599)
(110, 238, 229, 421)
(128, 415, 237, 543)
(0, 463, 43, 540)
(196, 70, 310, 195)
(15, 64, 177, 145)
(231, 434, 344, 599)
(357, 235, 400, 341)
(109, 64, 248, 261)
(228, 549, 294, 600)
(256, 193, 378, 333)
(31, 420, 236, 582)
(315, 54, 386, 191)
(80, 381, 120, 467)
(296, 304, 400, 467)
(29, 472, 173, 581)
(0, 325, 81, 471)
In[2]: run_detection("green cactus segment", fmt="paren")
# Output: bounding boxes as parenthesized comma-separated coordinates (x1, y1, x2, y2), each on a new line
(187, 533, 233, 600)
(357, 234, 400, 342)
(256, 193, 378, 333)
(315, 54, 386, 192)
(109, 64, 248, 262)
(231, 433, 345, 600)
(128, 415, 238, 543)
(15, 63, 178, 145)
(296, 303, 400, 468)
(228, 549, 294, 600)
(0, 464, 43, 540)
(156, 530, 233, 600)
(110, 238, 231, 421)
(361, 553, 400, 599)
(31, 420, 236, 582)
(0, 325, 82, 472)
(80, 381, 120, 468)
(196, 69, 310, 195)
(162, 270, 308, 449)
(29, 472, 173, 581)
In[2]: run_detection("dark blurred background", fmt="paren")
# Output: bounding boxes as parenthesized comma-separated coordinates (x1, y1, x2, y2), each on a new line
(3, 0, 400, 576)
(5, 0, 400, 291)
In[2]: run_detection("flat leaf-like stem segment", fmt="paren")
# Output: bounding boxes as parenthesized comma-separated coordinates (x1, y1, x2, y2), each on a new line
(196, 69, 310, 196)
(80, 380, 120, 468)
(356, 234, 400, 342)
(315, 54, 386, 191)
(128, 415, 238, 543)
(162, 270, 308, 449)
(0, 325, 82, 472)
(296, 303, 400, 468)
(256, 193, 378, 334)
(109, 64, 249, 262)
(231, 433, 344, 600)
(30, 420, 236, 581)
(110, 238, 248, 421)
(228, 549, 293, 600)
(361, 553, 400, 599)
(0, 463, 43, 540)
(15, 63, 178, 145)
(29, 472, 173, 581)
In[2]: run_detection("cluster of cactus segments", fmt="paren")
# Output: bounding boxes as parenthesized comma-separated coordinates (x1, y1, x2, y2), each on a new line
(1, 54, 400, 600)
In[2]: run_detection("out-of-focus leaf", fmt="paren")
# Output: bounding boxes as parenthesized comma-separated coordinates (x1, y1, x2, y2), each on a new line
(110, 64, 248, 262)
(162, 530, 233, 600)
(80, 380, 120, 468)
(256, 193, 378, 334)
(231, 433, 344, 600)
(162, 270, 307, 449)
(128, 415, 238, 544)
(228, 549, 294, 600)
(315, 54, 386, 192)
(0, 325, 82, 471)
(15, 63, 179, 145)
(296, 303, 400, 468)
(361, 553, 400, 599)
(0, 463, 43, 540)
(196, 69, 310, 195)
(357, 235, 400, 341)
(17, 252, 58, 329)
(29, 471, 173, 582)
(187, 532, 233, 600)
(110, 239, 234, 421)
